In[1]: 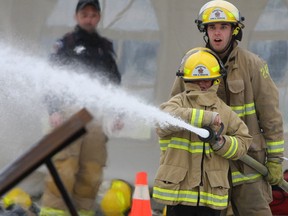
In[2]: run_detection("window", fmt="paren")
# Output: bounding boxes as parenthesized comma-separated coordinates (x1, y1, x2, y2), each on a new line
(248, 0, 288, 131)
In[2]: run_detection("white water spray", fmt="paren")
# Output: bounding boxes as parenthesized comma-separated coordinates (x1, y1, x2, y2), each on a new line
(0, 42, 209, 165)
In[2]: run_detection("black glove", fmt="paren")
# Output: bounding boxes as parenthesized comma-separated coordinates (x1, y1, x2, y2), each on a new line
(209, 135, 225, 151)
(198, 123, 225, 152)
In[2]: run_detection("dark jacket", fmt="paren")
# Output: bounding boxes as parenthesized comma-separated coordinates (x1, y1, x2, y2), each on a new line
(46, 26, 121, 113)
(51, 25, 121, 84)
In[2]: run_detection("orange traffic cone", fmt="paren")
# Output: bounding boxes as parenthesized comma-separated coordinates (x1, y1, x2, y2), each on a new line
(129, 172, 152, 216)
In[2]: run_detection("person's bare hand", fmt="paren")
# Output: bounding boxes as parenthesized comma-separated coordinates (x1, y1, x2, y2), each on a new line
(49, 112, 64, 127)
(111, 118, 124, 132)
(213, 114, 222, 126)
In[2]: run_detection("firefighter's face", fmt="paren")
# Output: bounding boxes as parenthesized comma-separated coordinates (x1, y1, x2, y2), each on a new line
(195, 80, 213, 91)
(206, 22, 233, 53)
(75, 5, 100, 33)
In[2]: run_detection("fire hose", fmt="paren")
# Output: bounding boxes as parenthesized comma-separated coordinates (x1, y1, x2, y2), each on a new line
(238, 155, 288, 192)
(197, 123, 288, 193)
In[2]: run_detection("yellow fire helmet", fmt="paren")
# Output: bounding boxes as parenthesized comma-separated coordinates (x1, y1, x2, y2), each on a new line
(176, 47, 226, 81)
(100, 179, 132, 216)
(2, 187, 32, 209)
(195, 0, 245, 39)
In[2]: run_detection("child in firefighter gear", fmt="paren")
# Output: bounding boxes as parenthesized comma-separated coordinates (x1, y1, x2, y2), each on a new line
(170, 1, 285, 215)
(40, 0, 121, 215)
(153, 47, 252, 216)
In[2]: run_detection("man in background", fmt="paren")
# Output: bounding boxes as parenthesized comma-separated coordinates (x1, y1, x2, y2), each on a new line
(40, 0, 121, 215)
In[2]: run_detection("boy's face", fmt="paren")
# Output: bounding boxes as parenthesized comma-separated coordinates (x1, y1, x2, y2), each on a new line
(194, 80, 213, 91)
(75, 5, 100, 33)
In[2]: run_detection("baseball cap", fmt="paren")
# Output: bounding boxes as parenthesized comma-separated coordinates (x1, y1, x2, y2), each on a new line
(76, 0, 101, 12)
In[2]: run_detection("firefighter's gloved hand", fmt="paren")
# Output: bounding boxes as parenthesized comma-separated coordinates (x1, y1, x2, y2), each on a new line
(265, 158, 283, 185)
(209, 135, 225, 151)
(199, 123, 225, 152)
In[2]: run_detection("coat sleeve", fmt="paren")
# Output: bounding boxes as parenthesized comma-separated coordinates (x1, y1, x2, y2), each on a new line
(250, 55, 284, 159)
(49, 33, 75, 66)
(104, 46, 121, 85)
(45, 34, 73, 114)
(216, 107, 252, 160)
(156, 95, 217, 137)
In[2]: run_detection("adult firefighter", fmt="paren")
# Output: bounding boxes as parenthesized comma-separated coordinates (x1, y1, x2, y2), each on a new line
(170, 1, 285, 215)
(40, 0, 121, 215)
(153, 47, 252, 216)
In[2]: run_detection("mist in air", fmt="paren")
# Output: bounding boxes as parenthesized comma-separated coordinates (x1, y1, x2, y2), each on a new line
(0, 42, 208, 168)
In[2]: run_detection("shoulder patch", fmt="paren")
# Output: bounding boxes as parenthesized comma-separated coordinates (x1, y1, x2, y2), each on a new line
(74, 45, 86, 54)
(260, 64, 270, 79)
(52, 40, 64, 53)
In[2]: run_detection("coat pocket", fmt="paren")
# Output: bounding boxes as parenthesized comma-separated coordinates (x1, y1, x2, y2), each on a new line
(206, 170, 230, 196)
(227, 80, 244, 105)
(154, 164, 187, 191)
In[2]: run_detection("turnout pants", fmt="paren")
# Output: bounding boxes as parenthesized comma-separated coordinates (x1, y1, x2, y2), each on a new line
(230, 179, 273, 216)
(41, 122, 108, 211)
(167, 205, 221, 216)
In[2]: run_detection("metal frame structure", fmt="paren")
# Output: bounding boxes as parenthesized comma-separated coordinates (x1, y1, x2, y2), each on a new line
(0, 108, 93, 216)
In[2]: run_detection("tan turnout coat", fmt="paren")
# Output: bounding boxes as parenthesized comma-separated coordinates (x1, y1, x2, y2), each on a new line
(153, 82, 252, 210)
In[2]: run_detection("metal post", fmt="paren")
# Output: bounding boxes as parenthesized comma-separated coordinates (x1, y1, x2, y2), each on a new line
(46, 159, 79, 216)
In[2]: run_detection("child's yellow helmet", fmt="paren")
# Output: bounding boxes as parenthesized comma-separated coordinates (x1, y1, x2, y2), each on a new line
(176, 47, 226, 81)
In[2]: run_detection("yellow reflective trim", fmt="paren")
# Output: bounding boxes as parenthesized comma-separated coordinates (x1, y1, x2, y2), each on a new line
(223, 136, 238, 159)
(227, 12, 234, 18)
(267, 140, 284, 153)
(267, 148, 285, 154)
(184, 68, 191, 75)
(40, 207, 68, 216)
(191, 109, 204, 128)
(231, 102, 256, 117)
(267, 140, 285, 145)
(231, 171, 262, 184)
(159, 138, 213, 154)
(260, 64, 270, 79)
(159, 139, 169, 144)
(78, 210, 95, 216)
(199, 191, 228, 207)
(159, 139, 169, 151)
(211, 65, 220, 73)
(153, 187, 228, 208)
(247, 103, 254, 107)
(268, 150, 284, 153)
